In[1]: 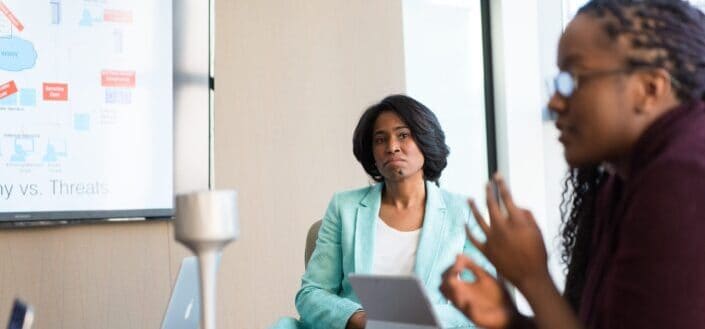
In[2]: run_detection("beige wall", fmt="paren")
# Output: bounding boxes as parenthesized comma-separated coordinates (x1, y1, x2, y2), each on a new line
(0, 1, 405, 328)
(212, 0, 405, 327)
(0, 221, 181, 329)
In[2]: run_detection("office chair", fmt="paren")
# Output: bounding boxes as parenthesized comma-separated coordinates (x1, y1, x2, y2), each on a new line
(304, 219, 322, 267)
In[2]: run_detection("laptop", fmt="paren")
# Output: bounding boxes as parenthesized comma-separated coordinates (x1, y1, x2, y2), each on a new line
(161, 257, 200, 329)
(348, 274, 441, 329)
(6, 299, 33, 329)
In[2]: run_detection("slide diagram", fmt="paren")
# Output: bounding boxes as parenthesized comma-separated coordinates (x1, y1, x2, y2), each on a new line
(0, 0, 173, 217)
(7, 135, 36, 163)
(0, 2, 36, 72)
(43, 138, 67, 163)
(0, 0, 144, 169)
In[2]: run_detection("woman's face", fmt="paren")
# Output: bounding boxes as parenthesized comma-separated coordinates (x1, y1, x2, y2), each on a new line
(372, 111, 425, 182)
(548, 13, 645, 168)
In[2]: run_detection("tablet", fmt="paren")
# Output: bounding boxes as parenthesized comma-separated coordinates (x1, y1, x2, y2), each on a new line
(348, 274, 440, 329)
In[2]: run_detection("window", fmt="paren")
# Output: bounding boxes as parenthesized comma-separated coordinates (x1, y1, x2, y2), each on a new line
(401, 0, 490, 199)
(690, 0, 705, 11)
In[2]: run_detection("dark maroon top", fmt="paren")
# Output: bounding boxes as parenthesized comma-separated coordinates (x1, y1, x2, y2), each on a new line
(578, 101, 705, 328)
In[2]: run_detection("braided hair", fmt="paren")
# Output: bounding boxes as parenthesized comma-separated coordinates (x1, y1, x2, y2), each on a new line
(560, 0, 705, 311)
(579, 0, 705, 101)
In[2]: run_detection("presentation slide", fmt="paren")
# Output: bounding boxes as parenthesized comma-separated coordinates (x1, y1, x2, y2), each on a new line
(0, 0, 173, 220)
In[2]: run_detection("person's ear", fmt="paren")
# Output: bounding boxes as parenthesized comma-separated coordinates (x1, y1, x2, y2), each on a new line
(634, 68, 674, 114)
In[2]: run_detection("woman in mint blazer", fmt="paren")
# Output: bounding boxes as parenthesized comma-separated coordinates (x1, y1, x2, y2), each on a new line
(282, 95, 492, 329)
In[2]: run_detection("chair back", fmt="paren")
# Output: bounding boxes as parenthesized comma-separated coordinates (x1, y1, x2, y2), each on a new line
(304, 220, 323, 267)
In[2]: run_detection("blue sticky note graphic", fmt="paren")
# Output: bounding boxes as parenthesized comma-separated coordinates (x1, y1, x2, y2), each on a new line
(74, 113, 90, 131)
(19, 88, 36, 107)
(0, 93, 17, 106)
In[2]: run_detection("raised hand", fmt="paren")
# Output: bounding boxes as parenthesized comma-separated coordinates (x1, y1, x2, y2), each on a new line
(441, 255, 514, 329)
(445, 174, 582, 329)
(466, 173, 550, 292)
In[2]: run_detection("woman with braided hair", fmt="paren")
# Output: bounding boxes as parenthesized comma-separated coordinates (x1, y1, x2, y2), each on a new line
(440, 1, 705, 328)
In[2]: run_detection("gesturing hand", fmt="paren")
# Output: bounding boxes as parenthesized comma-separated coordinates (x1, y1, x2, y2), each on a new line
(466, 173, 550, 291)
(441, 255, 513, 329)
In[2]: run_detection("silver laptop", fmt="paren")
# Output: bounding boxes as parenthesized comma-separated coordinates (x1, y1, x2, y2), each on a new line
(161, 257, 200, 329)
(348, 274, 441, 329)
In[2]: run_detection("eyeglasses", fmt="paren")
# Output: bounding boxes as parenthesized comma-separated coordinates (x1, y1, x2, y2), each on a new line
(552, 68, 633, 98)
(552, 67, 683, 98)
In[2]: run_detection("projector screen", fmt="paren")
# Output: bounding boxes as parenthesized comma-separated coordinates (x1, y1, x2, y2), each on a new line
(0, 0, 173, 222)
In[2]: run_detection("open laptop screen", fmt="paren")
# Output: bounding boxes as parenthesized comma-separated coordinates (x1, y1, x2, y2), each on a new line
(162, 257, 200, 329)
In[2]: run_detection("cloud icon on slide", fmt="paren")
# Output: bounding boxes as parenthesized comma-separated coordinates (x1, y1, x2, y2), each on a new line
(0, 37, 38, 72)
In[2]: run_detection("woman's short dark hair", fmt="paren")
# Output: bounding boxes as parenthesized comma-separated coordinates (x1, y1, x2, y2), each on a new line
(352, 94, 450, 184)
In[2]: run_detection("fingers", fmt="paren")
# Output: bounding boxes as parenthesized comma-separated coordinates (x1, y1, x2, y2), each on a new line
(468, 199, 490, 235)
(442, 255, 464, 281)
(493, 173, 518, 215)
(440, 277, 460, 306)
(465, 224, 486, 255)
(441, 255, 473, 302)
(522, 209, 540, 227)
(467, 199, 489, 255)
(455, 254, 490, 280)
(486, 182, 504, 226)
(443, 254, 488, 283)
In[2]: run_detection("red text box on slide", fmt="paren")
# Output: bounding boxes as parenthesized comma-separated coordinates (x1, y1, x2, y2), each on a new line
(43, 83, 68, 101)
(101, 70, 136, 88)
(0, 80, 18, 99)
(104, 10, 132, 23)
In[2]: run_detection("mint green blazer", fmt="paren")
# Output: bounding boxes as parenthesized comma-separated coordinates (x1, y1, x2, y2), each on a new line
(294, 182, 494, 329)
